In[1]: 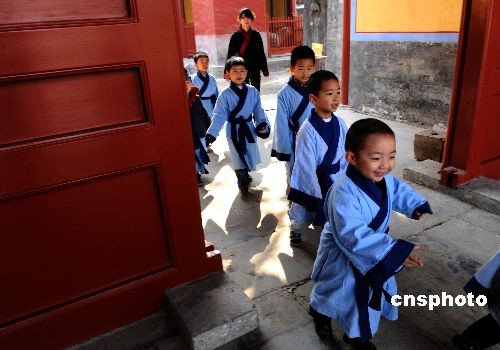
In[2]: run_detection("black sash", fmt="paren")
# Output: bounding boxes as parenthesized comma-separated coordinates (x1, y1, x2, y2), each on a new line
(228, 83, 255, 169)
(347, 164, 391, 340)
(197, 72, 217, 108)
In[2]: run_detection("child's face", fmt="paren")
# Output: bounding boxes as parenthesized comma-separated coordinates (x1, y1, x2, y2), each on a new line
(310, 79, 341, 119)
(228, 65, 248, 85)
(290, 58, 315, 85)
(185, 79, 193, 93)
(195, 56, 209, 74)
(346, 134, 396, 182)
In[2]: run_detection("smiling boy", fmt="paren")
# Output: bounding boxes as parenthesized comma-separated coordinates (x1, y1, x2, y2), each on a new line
(287, 70, 348, 247)
(309, 118, 432, 349)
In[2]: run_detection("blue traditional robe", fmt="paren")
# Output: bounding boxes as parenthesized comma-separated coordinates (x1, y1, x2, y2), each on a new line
(271, 77, 314, 179)
(288, 110, 348, 227)
(191, 71, 219, 118)
(310, 164, 431, 340)
(207, 82, 270, 171)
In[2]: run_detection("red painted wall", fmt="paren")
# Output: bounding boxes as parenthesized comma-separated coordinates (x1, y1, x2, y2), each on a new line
(192, 0, 267, 36)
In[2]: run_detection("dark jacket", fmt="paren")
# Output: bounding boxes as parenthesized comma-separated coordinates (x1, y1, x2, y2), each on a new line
(227, 28, 269, 75)
(188, 87, 211, 148)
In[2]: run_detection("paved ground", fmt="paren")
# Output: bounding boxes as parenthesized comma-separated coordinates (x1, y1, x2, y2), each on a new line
(193, 71, 500, 349)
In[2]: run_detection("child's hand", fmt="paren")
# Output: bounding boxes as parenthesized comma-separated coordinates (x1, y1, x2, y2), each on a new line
(413, 211, 424, 220)
(404, 246, 424, 267)
(412, 201, 433, 220)
(256, 122, 268, 133)
(205, 133, 216, 146)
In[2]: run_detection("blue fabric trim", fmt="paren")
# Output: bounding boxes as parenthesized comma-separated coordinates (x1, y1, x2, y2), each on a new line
(352, 267, 373, 341)
(287, 77, 309, 133)
(227, 83, 253, 169)
(197, 71, 210, 97)
(346, 164, 384, 205)
(347, 164, 389, 233)
(464, 276, 489, 297)
(309, 111, 341, 197)
(271, 149, 291, 161)
(366, 239, 414, 287)
(288, 187, 322, 213)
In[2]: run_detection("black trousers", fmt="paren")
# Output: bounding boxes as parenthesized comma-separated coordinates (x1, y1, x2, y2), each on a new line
(245, 69, 261, 92)
(462, 313, 500, 349)
(235, 169, 251, 191)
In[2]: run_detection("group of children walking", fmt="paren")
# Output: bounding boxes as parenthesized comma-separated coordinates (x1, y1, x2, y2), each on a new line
(185, 44, 433, 350)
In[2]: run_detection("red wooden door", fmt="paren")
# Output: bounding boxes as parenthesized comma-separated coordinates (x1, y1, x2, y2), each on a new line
(441, 0, 500, 186)
(0, 1, 221, 349)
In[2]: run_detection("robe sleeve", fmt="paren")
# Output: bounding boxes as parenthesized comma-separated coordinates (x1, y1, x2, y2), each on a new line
(391, 175, 429, 218)
(251, 90, 270, 131)
(271, 90, 292, 161)
(288, 125, 322, 211)
(207, 90, 229, 137)
(329, 183, 414, 284)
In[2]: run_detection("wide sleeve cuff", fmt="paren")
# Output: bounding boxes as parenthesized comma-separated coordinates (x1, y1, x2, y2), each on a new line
(365, 239, 415, 287)
(412, 201, 433, 219)
(464, 276, 489, 297)
(288, 187, 322, 212)
(271, 149, 291, 161)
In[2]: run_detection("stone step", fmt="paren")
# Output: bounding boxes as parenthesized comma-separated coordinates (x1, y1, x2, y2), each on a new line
(165, 271, 259, 350)
(403, 159, 500, 216)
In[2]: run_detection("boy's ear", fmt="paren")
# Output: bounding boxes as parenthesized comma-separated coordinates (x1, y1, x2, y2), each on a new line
(309, 93, 316, 105)
(345, 151, 356, 165)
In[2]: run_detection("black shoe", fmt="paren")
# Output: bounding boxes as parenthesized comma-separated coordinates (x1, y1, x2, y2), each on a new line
(453, 334, 483, 350)
(289, 231, 302, 247)
(240, 187, 249, 195)
(343, 334, 377, 350)
(310, 306, 332, 341)
(197, 173, 203, 186)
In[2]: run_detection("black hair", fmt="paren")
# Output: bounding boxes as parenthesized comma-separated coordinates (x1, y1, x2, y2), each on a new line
(345, 118, 395, 155)
(238, 8, 255, 20)
(290, 45, 316, 66)
(193, 51, 209, 63)
(308, 70, 339, 96)
(184, 68, 191, 81)
(225, 56, 247, 72)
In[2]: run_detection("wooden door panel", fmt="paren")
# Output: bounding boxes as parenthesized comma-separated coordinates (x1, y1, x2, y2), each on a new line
(1, 166, 171, 325)
(0, 0, 221, 348)
(0, 65, 148, 147)
(0, 0, 130, 25)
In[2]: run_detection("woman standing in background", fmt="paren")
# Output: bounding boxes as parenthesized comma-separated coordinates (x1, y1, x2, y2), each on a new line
(227, 8, 269, 92)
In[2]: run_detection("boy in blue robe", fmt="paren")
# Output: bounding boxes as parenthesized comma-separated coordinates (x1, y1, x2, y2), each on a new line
(185, 69, 211, 186)
(309, 118, 433, 349)
(271, 45, 316, 184)
(205, 56, 270, 194)
(287, 70, 348, 247)
(191, 51, 219, 120)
